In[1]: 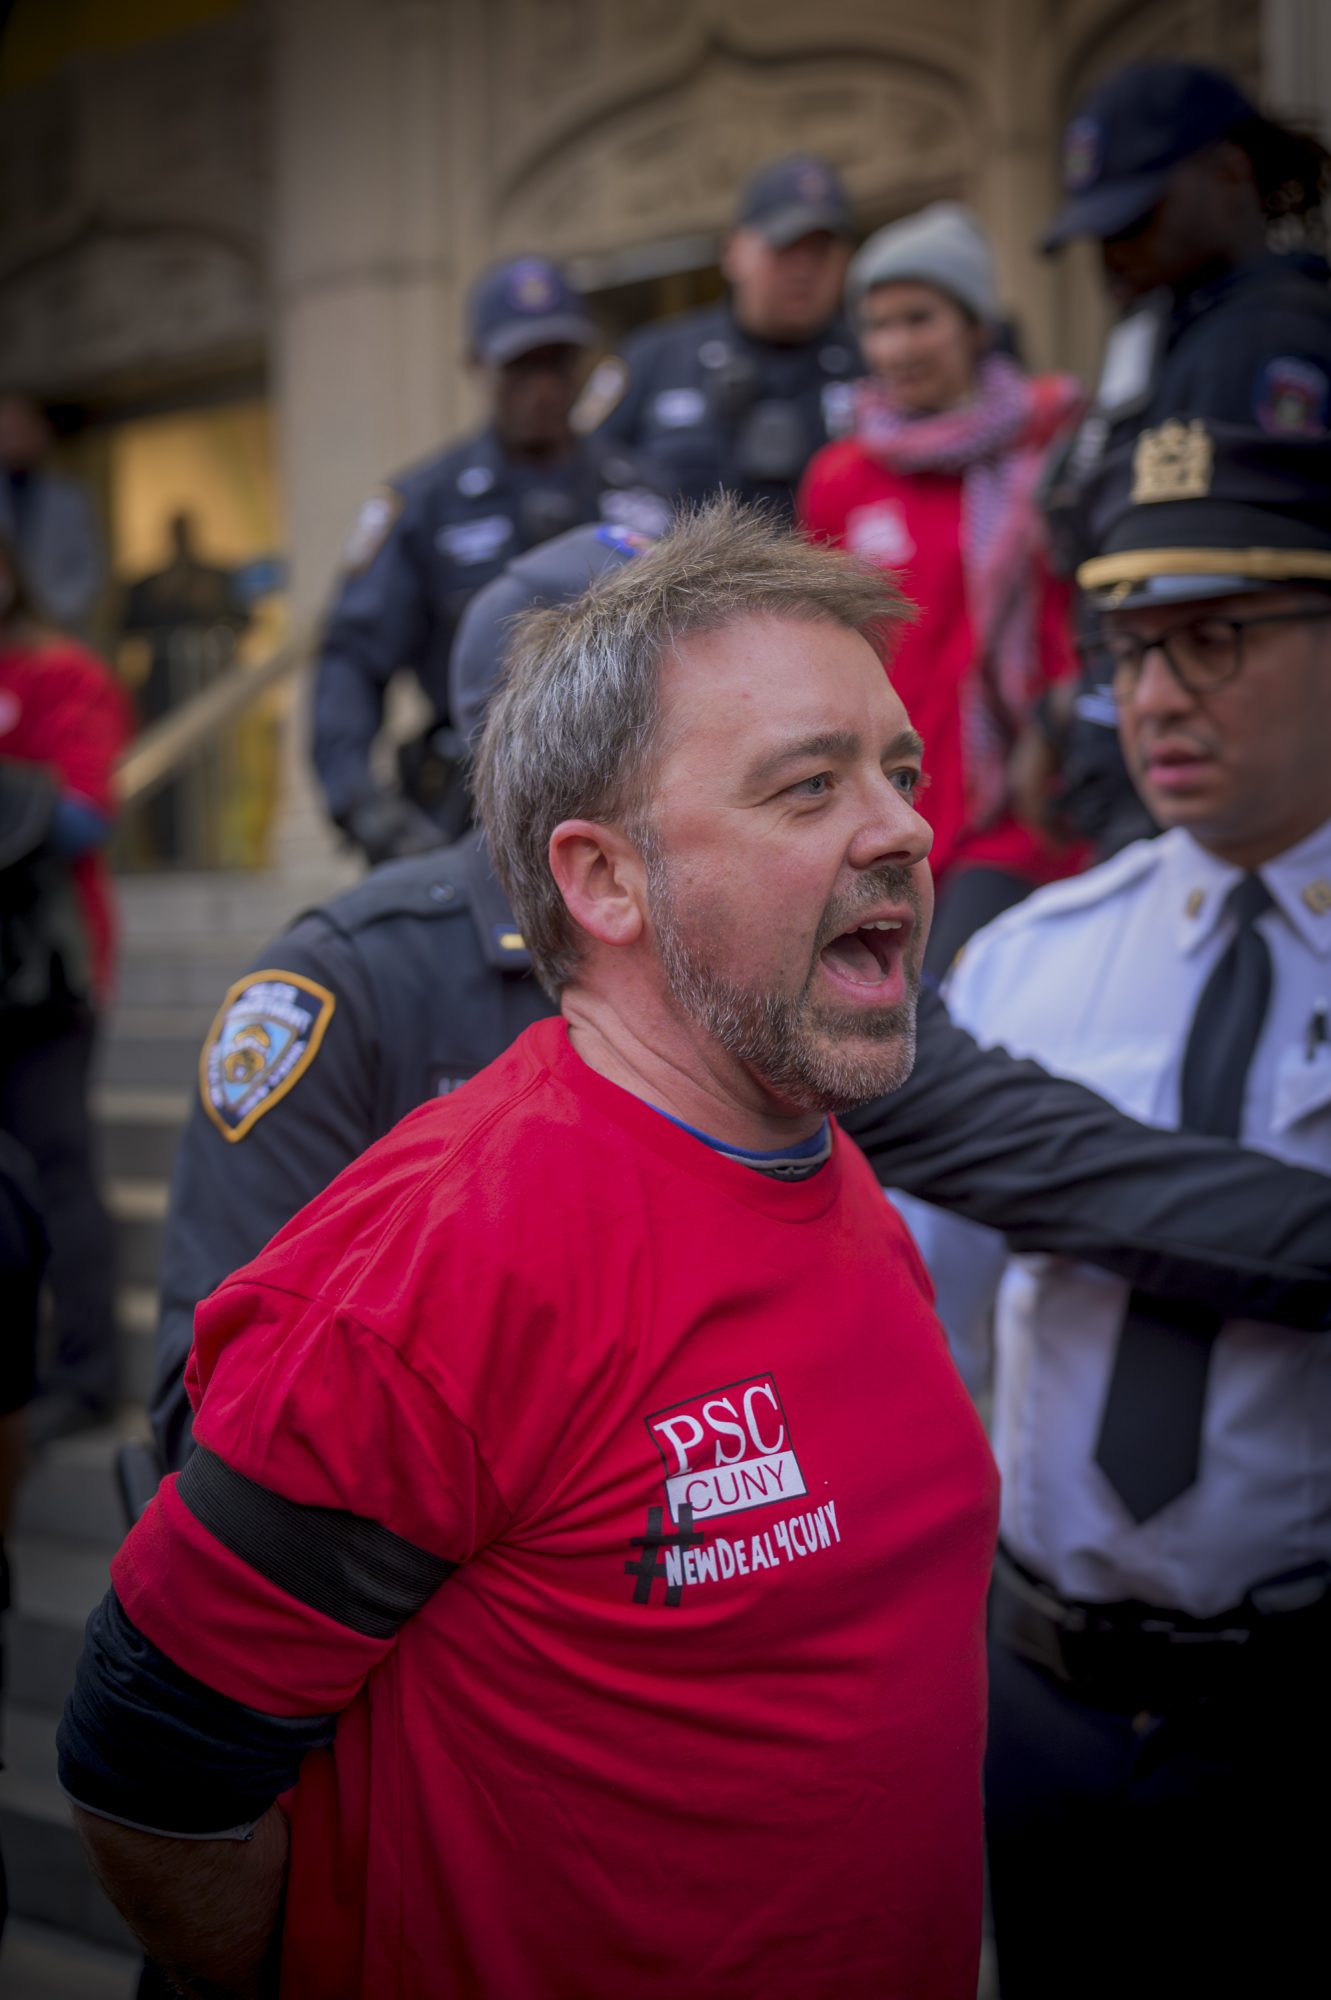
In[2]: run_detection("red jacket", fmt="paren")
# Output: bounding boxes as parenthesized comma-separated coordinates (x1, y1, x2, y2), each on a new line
(799, 387, 1082, 890)
(0, 630, 135, 999)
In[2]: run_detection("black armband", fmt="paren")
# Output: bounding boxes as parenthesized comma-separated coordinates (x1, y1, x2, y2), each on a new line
(58, 1590, 337, 1839)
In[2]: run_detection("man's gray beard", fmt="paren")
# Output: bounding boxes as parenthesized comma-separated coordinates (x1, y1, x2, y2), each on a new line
(643, 846, 921, 1114)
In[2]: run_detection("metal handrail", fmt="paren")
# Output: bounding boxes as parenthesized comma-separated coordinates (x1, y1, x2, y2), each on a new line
(114, 634, 309, 810)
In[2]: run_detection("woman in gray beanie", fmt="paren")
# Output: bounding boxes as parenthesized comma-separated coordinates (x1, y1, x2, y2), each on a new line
(800, 202, 1085, 971)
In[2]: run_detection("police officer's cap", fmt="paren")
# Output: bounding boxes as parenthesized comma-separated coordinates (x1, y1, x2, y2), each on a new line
(468, 256, 597, 365)
(1078, 419, 1331, 611)
(735, 155, 855, 249)
(1042, 62, 1255, 252)
(450, 521, 659, 746)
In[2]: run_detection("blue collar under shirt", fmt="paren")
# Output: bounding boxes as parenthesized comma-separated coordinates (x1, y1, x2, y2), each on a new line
(651, 1109, 833, 1181)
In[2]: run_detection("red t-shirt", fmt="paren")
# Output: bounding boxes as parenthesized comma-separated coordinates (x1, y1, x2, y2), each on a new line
(0, 630, 134, 997)
(798, 439, 1079, 889)
(114, 1019, 998, 1999)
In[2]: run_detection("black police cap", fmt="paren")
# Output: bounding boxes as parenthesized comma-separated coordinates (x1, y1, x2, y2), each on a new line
(468, 256, 596, 365)
(1042, 61, 1255, 252)
(1077, 418, 1331, 610)
(735, 155, 855, 248)
(449, 521, 659, 746)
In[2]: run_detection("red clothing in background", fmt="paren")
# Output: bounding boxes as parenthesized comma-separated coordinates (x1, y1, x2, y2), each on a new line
(0, 630, 133, 996)
(114, 1018, 999, 2000)
(799, 413, 1080, 890)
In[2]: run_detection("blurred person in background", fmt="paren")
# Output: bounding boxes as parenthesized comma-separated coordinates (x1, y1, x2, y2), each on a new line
(0, 394, 105, 640)
(800, 203, 1085, 974)
(585, 154, 859, 518)
(120, 510, 252, 864)
(902, 417, 1331, 2000)
(1033, 60, 1331, 858)
(0, 1131, 45, 1948)
(311, 256, 667, 866)
(0, 531, 133, 1447)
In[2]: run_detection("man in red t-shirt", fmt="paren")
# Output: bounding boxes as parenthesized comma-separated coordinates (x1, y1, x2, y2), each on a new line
(61, 501, 999, 2000)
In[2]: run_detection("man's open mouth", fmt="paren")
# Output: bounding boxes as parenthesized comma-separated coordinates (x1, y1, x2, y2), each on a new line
(818, 914, 911, 989)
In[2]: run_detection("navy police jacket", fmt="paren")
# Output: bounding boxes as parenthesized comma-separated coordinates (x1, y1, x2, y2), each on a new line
(591, 300, 860, 519)
(152, 836, 1331, 1472)
(1049, 251, 1331, 852)
(311, 428, 668, 821)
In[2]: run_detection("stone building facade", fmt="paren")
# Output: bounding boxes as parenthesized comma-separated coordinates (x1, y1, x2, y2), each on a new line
(1, 0, 1325, 871)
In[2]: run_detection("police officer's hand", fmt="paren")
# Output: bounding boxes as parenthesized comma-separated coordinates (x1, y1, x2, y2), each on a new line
(337, 790, 448, 867)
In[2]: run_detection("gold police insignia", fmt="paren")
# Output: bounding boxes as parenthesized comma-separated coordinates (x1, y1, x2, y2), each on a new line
(200, 970, 337, 1142)
(1302, 878, 1331, 916)
(1130, 420, 1213, 505)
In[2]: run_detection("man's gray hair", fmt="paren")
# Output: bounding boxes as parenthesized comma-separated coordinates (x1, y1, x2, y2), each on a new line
(472, 498, 911, 996)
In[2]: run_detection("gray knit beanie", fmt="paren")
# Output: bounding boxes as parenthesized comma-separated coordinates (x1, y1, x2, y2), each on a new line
(848, 202, 1000, 326)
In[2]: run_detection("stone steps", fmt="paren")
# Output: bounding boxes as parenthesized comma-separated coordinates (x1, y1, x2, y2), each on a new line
(94, 1088, 190, 1184)
(8, 1536, 114, 1711)
(5, 864, 352, 1955)
(0, 1916, 138, 2000)
(0, 1704, 138, 1953)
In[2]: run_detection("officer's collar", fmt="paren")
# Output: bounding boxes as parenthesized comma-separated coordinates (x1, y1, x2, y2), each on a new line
(1170, 817, 1331, 960)
(1172, 250, 1315, 331)
(454, 830, 534, 973)
(725, 296, 843, 355)
(465, 428, 510, 479)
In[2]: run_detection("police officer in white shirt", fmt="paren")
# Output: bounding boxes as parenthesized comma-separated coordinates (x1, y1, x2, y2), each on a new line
(902, 416, 1331, 1999)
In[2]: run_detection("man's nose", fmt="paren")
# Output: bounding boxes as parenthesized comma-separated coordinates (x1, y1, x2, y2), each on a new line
(849, 777, 934, 871)
(1128, 641, 1195, 719)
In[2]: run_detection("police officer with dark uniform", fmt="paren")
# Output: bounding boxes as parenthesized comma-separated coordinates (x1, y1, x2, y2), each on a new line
(583, 155, 860, 519)
(1031, 60, 1331, 855)
(149, 524, 1331, 1474)
(311, 255, 669, 864)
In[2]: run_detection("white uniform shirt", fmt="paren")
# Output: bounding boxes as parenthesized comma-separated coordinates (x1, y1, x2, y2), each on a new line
(905, 818, 1331, 1617)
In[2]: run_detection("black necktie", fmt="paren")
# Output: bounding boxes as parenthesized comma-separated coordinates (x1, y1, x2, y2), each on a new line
(1094, 873, 1274, 1521)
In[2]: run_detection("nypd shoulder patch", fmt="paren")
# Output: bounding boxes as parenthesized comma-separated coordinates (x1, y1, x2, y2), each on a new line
(1255, 356, 1330, 438)
(200, 970, 337, 1143)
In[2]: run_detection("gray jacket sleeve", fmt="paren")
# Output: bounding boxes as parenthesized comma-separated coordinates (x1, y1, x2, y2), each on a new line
(839, 985, 1331, 1331)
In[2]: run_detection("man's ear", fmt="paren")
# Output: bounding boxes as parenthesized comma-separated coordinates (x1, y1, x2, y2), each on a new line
(548, 820, 648, 951)
(719, 227, 752, 289)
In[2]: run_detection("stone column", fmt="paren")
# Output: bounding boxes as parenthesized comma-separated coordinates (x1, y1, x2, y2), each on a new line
(1262, 0, 1331, 137)
(267, 0, 470, 883)
(976, 0, 1063, 374)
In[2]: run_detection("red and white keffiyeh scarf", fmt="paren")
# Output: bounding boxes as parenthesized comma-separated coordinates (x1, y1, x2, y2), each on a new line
(855, 355, 1082, 827)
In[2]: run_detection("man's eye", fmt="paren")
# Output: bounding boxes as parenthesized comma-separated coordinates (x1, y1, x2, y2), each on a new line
(790, 773, 832, 798)
(1187, 621, 1231, 655)
(890, 767, 928, 799)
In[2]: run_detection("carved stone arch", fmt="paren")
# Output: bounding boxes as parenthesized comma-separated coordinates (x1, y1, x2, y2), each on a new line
(0, 218, 266, 395)
(1054, 0, 1260, 110)
(493, 44, 979, 262)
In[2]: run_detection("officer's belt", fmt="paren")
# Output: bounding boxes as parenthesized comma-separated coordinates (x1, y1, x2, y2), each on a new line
(991, 1543, 1331, 1710)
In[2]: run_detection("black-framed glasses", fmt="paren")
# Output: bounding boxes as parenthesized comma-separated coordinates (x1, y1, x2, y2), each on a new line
(1082, 606, 1331, 703)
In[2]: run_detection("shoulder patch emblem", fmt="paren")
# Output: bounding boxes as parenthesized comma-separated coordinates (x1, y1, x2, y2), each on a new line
(200, 971, 337, 1143)
(1255, 357, 1329, 438)
(571, 356, 630, 436)
(342, 488, 403, 573)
